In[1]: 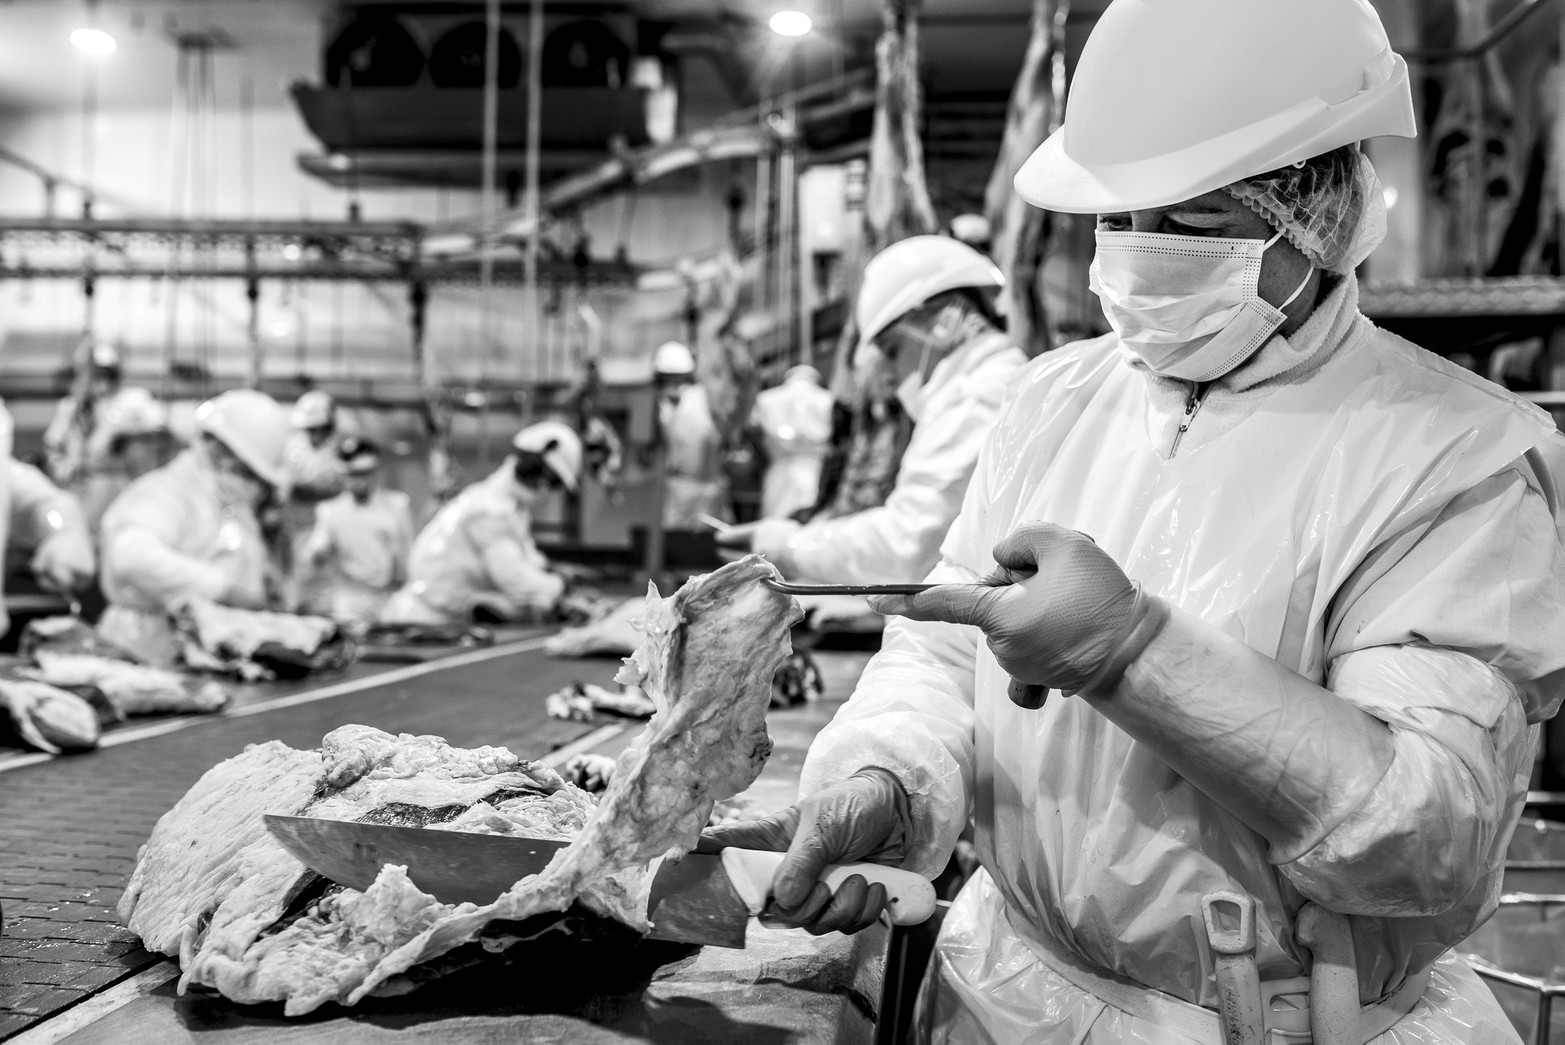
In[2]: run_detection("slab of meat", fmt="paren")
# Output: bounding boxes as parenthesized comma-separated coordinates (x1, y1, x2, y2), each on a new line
(21, 651, 231, 716)
(176, 599, 351, 680)
(0, 677, 100, 753)
(120, 556, 800, 1015)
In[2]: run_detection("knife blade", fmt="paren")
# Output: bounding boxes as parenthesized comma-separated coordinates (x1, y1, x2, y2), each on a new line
(264, 814, 935, 949)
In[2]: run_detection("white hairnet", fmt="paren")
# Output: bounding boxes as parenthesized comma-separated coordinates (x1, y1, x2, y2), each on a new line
(1222, 145, 1388, 275)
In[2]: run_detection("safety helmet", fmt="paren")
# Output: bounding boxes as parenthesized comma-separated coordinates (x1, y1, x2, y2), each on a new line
(512, 420, 583, 493)
(91, 342, 122, 372)
(100, 387, 169, 439)
(290, 389, 336, 430)
(652, 340, 696, 377)
(195, 389, 290, 489)
(337, 435, 382, 475)
(784, 364, 823, 385)
(948, 213, 992, 248)
(1014, 0, 1417, 214)
(856, 236, 1005, 347)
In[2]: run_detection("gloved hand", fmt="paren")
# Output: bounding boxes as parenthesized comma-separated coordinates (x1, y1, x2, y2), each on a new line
(714, 519, 802, 573)
(697, 768, 911, 936)
(31, 531, 95, 595)
(220, 582, 269, 612)
(870, 522, 1168, 696)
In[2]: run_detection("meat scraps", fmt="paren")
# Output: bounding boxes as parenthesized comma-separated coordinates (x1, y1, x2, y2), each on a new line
(120, 556, 800, 1015)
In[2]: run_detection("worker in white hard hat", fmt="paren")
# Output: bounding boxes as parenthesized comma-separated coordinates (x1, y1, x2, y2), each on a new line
(382, 421, 582, 625)
(43, 343, 164, 508)
(749, 364, 834, 520)
(717, 235, 1026, 585)
(298, 436, 414, 625)
(97, 389, 292, 666)
(5, 459, 95, 601)
(702, 2, 1565, 1043)
(279, 389, 349, 609)
(78, 387, 175, 534)
(652, 340, 729, 529)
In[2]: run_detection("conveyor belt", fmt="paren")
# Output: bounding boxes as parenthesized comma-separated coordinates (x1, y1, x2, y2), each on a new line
(0, 638, 632, 1041)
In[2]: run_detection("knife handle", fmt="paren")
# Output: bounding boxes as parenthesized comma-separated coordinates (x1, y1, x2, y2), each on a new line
(722, 848, 937, 926)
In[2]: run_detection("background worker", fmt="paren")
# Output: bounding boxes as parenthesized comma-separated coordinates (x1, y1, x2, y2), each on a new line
(718, 236, 1027, 584)
(383, 421, 582, 625)
(299, 436, 414, 625)
(279, 389, 348, 610)
(750, 364, 834, 521)
(97, 389, 291, 666)
(652, 340, 728, 530)
(43, 343, 154, 497)
(78, 387, 174, 535)
(703, 1, 1565, 1042)
(5, 459, 95, 602)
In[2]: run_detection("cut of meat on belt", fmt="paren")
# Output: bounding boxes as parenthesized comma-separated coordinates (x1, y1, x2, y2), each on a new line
(118, 555, 802, 1016)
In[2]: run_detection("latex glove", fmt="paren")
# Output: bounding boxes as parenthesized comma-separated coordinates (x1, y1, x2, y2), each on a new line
(220, 582, 269, 612)
(31, 531, 95, 594)
(714, 518, 801, 572)
(697, 768, 911, 936)
(870, 521, 1168, 697)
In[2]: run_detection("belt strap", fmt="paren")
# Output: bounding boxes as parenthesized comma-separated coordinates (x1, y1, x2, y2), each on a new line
(1004, 907, 1430, 1043)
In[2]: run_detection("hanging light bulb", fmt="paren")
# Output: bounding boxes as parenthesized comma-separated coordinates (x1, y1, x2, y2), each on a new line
(70, 27, 117, 55)
(769, 10, 812, 36)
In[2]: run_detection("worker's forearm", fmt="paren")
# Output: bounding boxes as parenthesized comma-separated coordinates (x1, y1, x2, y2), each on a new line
(1081, 605, 1396, 864)
(107, 529, 230, 607)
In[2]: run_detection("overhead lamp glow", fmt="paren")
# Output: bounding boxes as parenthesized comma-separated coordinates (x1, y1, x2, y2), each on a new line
(769, 10, 812, 36)
(70, 27, 117, 56)
(282, 243, 303, 261)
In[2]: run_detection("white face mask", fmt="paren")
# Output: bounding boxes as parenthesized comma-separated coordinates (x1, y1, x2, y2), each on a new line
(1089, 229, 1313, 383)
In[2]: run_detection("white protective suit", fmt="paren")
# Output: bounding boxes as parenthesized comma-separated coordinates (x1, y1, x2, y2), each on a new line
(382, 465, 563, 624)
(0, 407, 15, 638)
(802, 277, 1565, 1043)
(300, 489, 414, 624)
(97, 449, 271, 667)
(660, 382, 728, 528)
(782, 331, 1026, 583)
(752, 371, 833, 519)
(280, 431, 348, 610)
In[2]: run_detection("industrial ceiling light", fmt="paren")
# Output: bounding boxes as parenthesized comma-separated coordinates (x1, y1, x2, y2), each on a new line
(70, 27, 117, 55)
(769, 10, 812, 37)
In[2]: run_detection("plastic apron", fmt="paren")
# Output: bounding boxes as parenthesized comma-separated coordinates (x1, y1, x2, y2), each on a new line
(916, 328, 1554, 1044)
(660, 384, 728, 528)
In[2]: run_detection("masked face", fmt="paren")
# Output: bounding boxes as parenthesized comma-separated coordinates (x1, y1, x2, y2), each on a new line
(204, 439, 270, 509)
(346, 471, 376, 502)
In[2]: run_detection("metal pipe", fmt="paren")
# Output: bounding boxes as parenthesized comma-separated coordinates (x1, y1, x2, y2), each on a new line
(525, 0, 544, 384)
(1403, 0, 1558, 62)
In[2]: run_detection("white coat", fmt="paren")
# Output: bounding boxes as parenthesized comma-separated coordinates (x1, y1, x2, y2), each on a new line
(752, 374, 834, 519)
(802, 277, 1565, 1043)
(97, 449, 271, 666)
(300, 489, 414, 624)
(660, 383, 728, 528)
(782, 331, 1027, 583)
(5, 459, 92, 586)
(382, 466, 563, 624)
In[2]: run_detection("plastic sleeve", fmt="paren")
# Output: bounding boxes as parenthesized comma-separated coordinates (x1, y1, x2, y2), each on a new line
(465, 511, 563, 608)
(1279, 645, 1535, 917)
(6, 459, 82, 551)
(799, 557, 980, 878)
(104, 525, 230, 607)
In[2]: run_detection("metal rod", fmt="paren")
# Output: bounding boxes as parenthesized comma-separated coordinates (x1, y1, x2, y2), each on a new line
(525, 0, 544, 384)
(1402, 0, 1559, 63)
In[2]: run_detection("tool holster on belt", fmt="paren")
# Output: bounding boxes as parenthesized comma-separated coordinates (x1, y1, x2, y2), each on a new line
(1296, 903, 1359, 1045)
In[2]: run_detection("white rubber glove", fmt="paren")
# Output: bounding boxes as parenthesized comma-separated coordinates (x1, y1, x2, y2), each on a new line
(714, 518, 802, 574)
(870, 522, 1168, 701)
(31, 530, 96, 595)
(697, 767, 911, 935)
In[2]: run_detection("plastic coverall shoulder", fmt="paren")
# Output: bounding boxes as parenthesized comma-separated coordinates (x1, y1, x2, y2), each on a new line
(802, 316, 1565, 1043)
(752, 376, 834, 519)
(302, 489, 414, 623)
(97, 449, 270, 666)
(5, 459, 90, 579)
(782, 331, 1027, 584)
(384, 467, 562, 624)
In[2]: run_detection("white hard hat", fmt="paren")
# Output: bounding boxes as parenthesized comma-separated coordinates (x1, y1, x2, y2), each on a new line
(195, 389, 290, 488)
(1015, 0, 1417, 214)
(856, 236, 1005, 347)
(784, 364, 823, 385)
(652, 340, 696, 377)
(290, 389, 336, 430)
(91, 343, 121, 370)
(512, 420, 583, 493)
(100, 387, 168, 439)
(949, 213, 991, 246)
